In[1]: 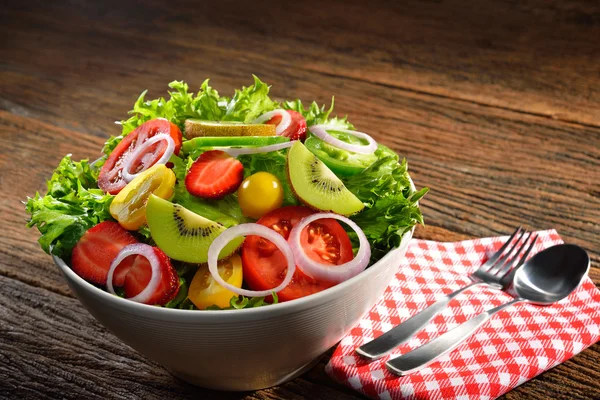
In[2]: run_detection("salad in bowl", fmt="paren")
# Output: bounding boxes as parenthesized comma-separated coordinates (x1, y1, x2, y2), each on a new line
(25, 77, 427, 389)
(26, 76, 427, 311)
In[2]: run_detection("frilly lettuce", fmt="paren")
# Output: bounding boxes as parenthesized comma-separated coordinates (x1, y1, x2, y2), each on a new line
(344, 157, 428, 263)
(25, 155, 114, 258)
(26, 76, 428, 270)
(282, 97, 353, 130)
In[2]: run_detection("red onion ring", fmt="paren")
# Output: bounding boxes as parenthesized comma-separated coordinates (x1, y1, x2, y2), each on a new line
(207, 224, 296, 297)
(106, 243, 162, 303)
(253, 109, 291, 136)
(309, 125, 377, 155)
(121, 134, 175, 182)
(221, 141, 295, 158)
(288, 213, 371, 283)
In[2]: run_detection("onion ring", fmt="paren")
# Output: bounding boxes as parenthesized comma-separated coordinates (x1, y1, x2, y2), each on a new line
(288, 213, 371, 283)
(309, 125, 377, 155)
(207, 224, 296, 297)
(122, 134, 175, 182)
(253, 109, 292, 136)
(221, 141, 295, 158)
(106, 243, 162, 303)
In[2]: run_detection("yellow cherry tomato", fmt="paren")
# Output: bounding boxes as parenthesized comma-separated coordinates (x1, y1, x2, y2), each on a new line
(109, 164, 176, 230)
(237, 172, 284, 219)
(188, 254, 243, 309)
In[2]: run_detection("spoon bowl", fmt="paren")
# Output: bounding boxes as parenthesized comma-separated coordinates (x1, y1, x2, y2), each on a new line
(512, 244, 590, 304)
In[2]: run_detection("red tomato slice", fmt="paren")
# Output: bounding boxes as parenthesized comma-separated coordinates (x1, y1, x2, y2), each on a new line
(123, 247, 179, 306)
(266, 110, 307, 141)
(241, 206, 354, 302)
(71, 221, 139, 286)
(98, 118, 182, 194)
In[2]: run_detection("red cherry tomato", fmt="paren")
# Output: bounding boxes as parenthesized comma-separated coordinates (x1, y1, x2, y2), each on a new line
(98, 119, 182, 194)
(241, 206, 353, 302)
(266, 110, 307, 141)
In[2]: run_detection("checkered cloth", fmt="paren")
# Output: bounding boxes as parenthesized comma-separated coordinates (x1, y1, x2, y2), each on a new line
(325, 230, 600, 399)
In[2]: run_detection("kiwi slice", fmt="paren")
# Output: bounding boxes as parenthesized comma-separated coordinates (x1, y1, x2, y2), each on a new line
(287, 142, 364, 216)
(185, 120, 276, 139)
(146, 195, 243, 263)
(181, 135, 289, 154)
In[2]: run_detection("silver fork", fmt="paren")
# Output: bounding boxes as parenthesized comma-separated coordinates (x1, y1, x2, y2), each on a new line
(356, 227, 536, 360)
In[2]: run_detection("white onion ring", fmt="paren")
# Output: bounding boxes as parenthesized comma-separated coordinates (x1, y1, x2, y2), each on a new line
(122, 134, 175, 182)
(106, 243, 162, 303)
(288, 213, 371, 284)
(253, 109, 292, 136)
(221, 141, 295, 158)
(207, 224, 296, 297)
(309, 125, 377, 155)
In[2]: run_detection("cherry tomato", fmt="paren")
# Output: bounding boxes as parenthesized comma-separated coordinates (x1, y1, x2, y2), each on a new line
(266, 110, 307, 141)
(241, 206, 354, 302)
(109, 164, 176, 230)
(98, 118, 182, 194)
(237, 172, 284, 219)
(188, 255, 244, 309)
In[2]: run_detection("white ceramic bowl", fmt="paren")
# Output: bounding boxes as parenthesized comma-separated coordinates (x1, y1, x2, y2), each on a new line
(53, 228, 412, 391)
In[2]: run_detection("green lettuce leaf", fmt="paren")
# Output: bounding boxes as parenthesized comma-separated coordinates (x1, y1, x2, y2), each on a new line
(282, 97, 353, 130)
(25, 155, 114, 258)
(222, 75, 277, 123)
(345, 157, 428, 263)
(171, 181, 243, 228)
(204, 292, 279, 310)
(103, 80, 226, 156)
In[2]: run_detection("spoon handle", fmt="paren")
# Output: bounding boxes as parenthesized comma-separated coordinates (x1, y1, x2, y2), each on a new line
(386, 298, 523, 376)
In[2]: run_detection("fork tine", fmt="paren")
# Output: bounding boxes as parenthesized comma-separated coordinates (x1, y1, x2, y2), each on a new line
(488, 229, 526, 274)
(495, 232, 532, 277)
(483, 226, 522, 269)
(514, 234, 538, 269)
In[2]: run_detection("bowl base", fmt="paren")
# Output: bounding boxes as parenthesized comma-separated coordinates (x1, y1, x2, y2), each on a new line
(167, 353, 325, 391)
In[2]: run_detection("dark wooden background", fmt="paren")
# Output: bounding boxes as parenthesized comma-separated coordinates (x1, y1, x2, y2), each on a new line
(1, 0, 599, 398)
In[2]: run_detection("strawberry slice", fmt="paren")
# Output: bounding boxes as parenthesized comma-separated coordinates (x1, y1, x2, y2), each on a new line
(185, 150, 244, 199)
(71, 221, 139, 286)
(123, 247, 179, 305)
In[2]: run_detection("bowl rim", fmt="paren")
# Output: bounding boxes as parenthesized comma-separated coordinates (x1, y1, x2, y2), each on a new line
(53, 227, 413, 320)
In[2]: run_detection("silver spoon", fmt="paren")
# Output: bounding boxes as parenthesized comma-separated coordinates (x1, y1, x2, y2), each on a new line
(386, 243, 590, 376)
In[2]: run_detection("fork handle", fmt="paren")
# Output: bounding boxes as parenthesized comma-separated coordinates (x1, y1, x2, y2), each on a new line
(355, 281, 484, 360)
(386, 298, 523, 375)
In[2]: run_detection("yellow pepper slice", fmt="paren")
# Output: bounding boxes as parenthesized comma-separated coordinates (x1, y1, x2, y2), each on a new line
(188, 254, 243, 309)
(110, 164, 176, 230)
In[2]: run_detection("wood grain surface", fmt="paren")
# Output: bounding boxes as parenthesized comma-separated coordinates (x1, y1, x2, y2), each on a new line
(1, 0, 599, 399)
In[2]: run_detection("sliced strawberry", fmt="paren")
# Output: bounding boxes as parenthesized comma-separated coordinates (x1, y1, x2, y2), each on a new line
(71, 221, 139, 286)
(185, 150, 244, 199)
(123, 247, 179, 305)
(266, 110, 307, 141)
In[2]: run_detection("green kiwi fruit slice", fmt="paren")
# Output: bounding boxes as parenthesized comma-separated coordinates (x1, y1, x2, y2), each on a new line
(287, 141, 365, 216)
(145, 195, 243, 263)
(185, 120, 276, 139)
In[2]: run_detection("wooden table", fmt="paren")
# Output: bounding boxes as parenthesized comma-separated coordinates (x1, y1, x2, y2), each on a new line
(1, 0, 599, 398)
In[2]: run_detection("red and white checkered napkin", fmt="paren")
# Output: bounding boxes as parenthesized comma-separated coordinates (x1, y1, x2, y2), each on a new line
(325, 230, 600, 400)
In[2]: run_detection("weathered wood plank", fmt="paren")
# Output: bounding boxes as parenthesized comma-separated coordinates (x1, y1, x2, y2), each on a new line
(2, 0, 600, 126)
(0, 276, 360, 400)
